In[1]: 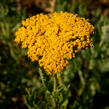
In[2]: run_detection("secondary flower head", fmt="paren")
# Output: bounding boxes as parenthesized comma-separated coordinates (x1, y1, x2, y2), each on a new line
(15, 12, 94, 74)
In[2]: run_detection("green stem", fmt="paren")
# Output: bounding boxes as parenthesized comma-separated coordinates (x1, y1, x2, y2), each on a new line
(51, 74, 57, 108)
(57, 73, 63, 87)
(39, 68, 46, 89)
(51, 95, 56, 108)
(53, 75, 57, 92)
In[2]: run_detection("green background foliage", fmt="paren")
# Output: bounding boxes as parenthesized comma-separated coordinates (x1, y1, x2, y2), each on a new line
(0, 0, 109, 108)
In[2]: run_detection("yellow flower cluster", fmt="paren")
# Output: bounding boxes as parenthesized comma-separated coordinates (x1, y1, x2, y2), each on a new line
(15, 12, 94, 74)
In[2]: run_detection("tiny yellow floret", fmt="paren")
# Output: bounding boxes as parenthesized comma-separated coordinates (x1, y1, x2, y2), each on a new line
(15, 12, 94, 74)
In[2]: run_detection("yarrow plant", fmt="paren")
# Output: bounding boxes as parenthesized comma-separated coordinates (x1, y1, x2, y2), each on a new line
(15, 12, 94, 74)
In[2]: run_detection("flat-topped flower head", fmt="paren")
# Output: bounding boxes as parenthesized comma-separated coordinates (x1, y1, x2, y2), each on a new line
(15, 12, 94, 74)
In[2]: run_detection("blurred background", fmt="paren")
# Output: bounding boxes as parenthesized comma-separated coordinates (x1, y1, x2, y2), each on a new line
(0, 0, 109, 109)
